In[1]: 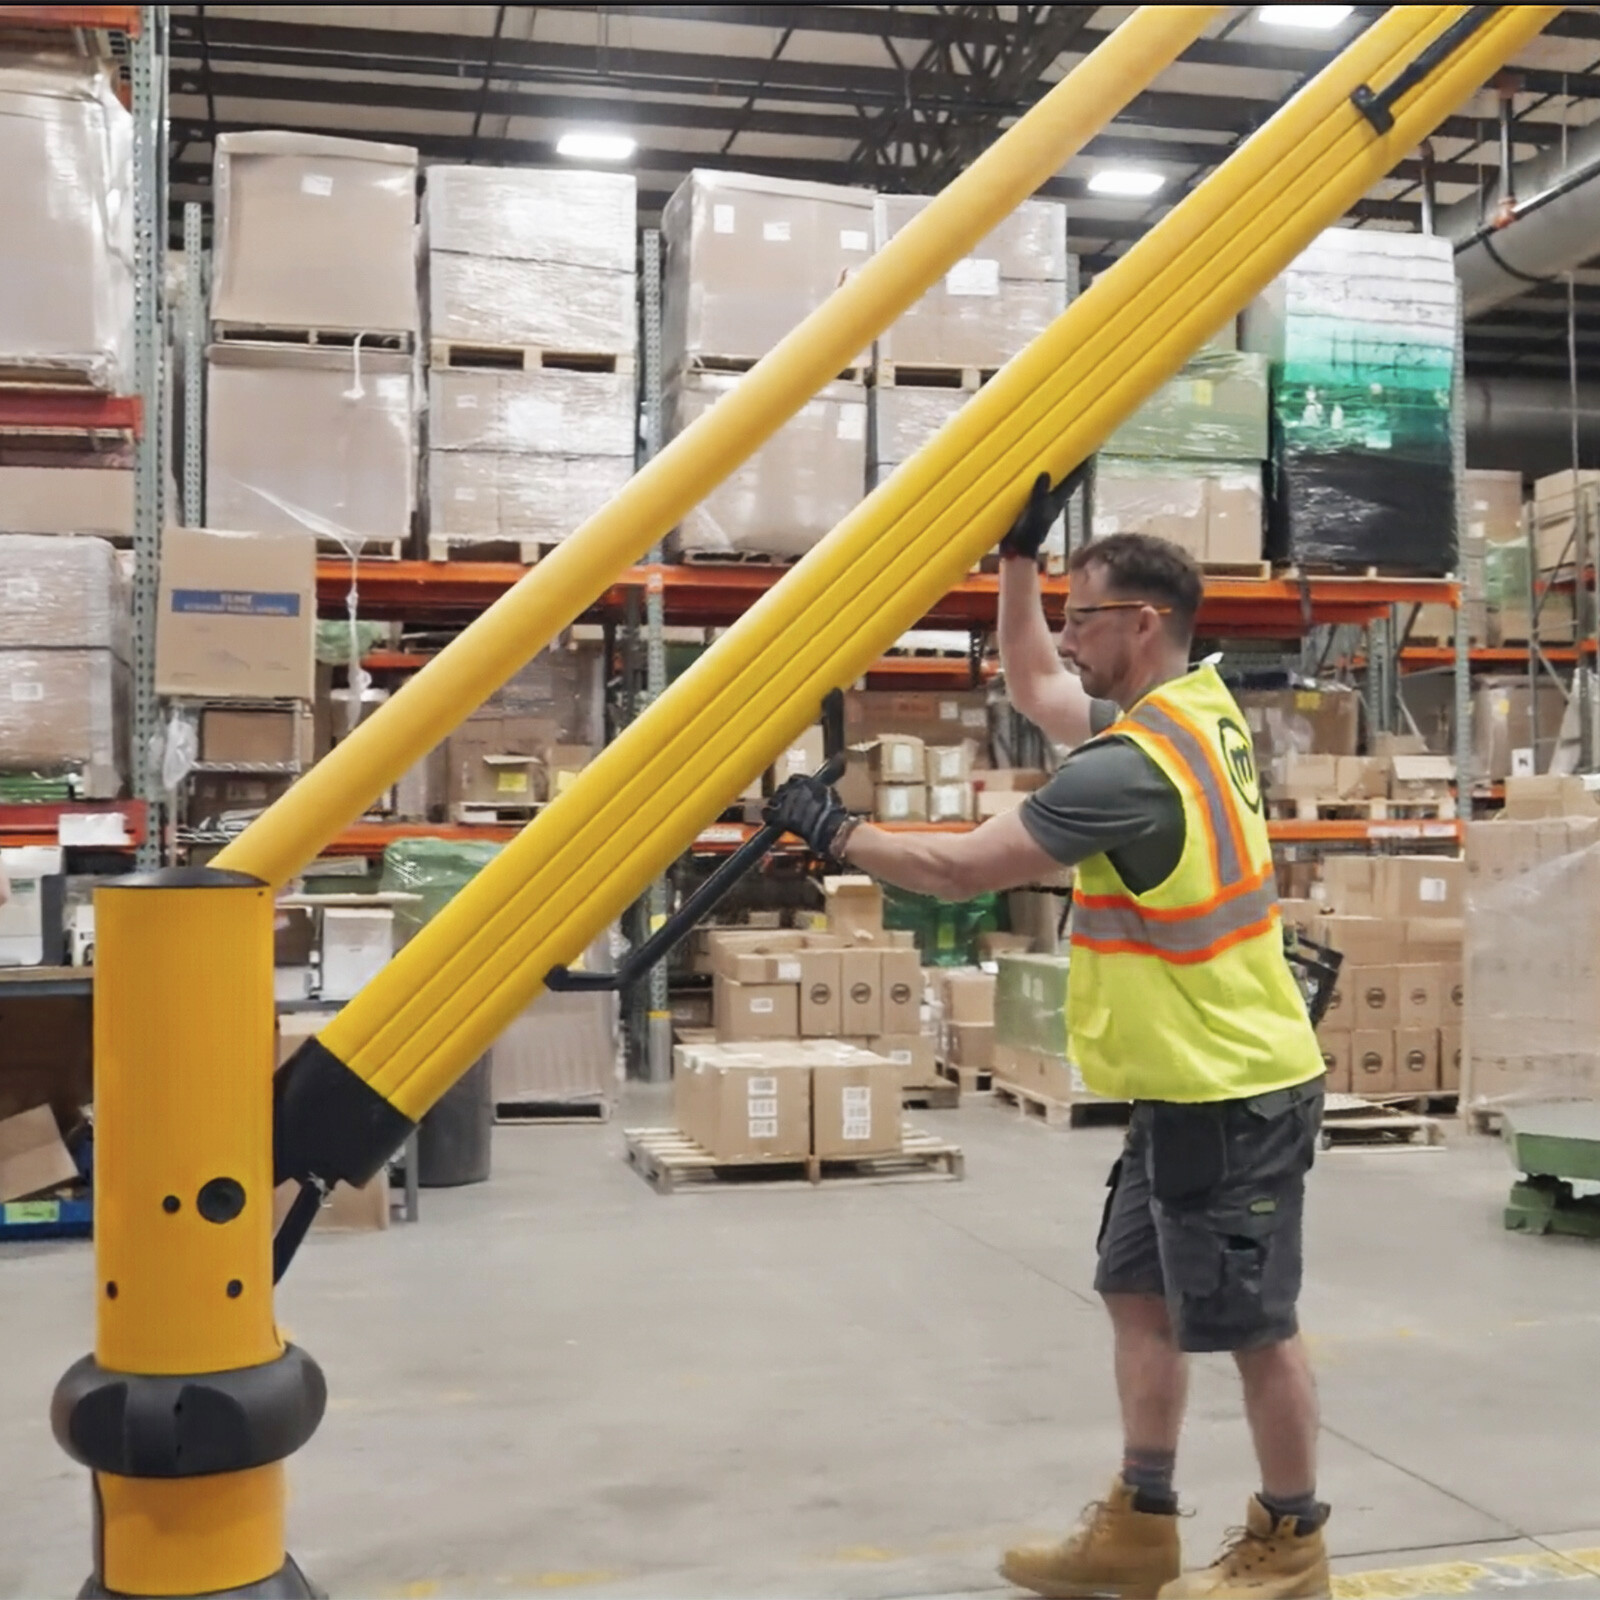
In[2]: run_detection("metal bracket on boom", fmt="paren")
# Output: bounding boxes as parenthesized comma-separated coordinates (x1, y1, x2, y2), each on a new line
(544, 689, 848, 995)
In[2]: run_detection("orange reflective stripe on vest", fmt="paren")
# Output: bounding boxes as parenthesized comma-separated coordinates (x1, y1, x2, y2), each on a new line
(1070, 875, 1279, 964)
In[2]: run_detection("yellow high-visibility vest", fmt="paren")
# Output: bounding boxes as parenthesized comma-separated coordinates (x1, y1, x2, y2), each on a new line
(1067, 664, 1323, 1104)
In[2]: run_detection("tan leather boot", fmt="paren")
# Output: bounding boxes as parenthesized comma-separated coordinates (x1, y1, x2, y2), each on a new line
(1000, 1478, 1182, 1599)
(1157, 1496, 1329, 1598)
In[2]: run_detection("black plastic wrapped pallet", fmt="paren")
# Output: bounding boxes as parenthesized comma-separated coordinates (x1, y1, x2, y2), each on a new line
(1265, 448, 1456, 574)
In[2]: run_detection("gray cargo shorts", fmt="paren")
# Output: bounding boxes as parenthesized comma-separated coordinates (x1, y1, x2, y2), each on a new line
(1094, 1083, 1323, 1353)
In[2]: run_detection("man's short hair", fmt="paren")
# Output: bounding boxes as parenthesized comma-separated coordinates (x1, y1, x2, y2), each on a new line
(1067, 533, 1204, 638)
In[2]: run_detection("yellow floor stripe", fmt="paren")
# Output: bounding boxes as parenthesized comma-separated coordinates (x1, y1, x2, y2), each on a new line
(1335, 1546, 1600, 1597)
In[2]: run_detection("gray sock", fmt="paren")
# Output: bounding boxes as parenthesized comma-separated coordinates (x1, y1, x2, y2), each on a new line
(1259, 1490, 1328, 1534)
(1121, 1448, 1177, 1514)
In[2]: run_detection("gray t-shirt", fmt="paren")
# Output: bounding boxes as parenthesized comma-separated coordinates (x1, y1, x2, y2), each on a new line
(1018, 698, 1186, 895)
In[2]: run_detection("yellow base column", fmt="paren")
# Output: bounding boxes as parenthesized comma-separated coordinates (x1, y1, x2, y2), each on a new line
(52, 868, 325, 1598)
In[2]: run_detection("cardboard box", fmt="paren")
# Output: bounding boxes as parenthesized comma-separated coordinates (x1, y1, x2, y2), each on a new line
(928, 781, 974, 824)
(879, 948, 922, 1035)
(713, 977, 799, 1040)
(272, 1172, 389, 1233)
(427, 451, 634, 546)
(207, 343, 416, 546)
(1318, 970, 1351, 1031)
(1316, 915, 1404, 965)
(824, 876, 884, 942)
(186, 772, 294, 830)
(212, 131, 419, 335)
(428, 367, 635, 457)
(706, 928, 806, 981)
(841, 948, 883, 1036)
(0, 1103, 77, 1203)
(835, 745, 877, 814)
(845, 689, 991, 752)
(871, 1032, 937, 1083)
(947, 1019, 995, 1071)
(320, 907, 394, 1002)
(812, 1056, 901, 1158)
(874, 784, 928, 823)
(1439, 1025, 1462, 1092)
(927, 743, 976, 784)
(1464, 468, 1524, 545)
(428, 253, 636, 357)
(424, 164, 637, 274)
(978, 768, 1049, 792)
(977, 789, 1029, 820)
(672, 1044, 811, 1161)
(942, 968, 996, 1024)
(0, 468, 133, 540)
(798, 949, 843, 1036)
(765, 725, 826, 793)
(1473, 679, 1567, 781)
(1441, 962, 1464, 1021)
(1395, 1028, 1439, 1092)
(1317, 1031, 1352, 1094)
(1351, 1030, 1396, 1095)
(200, 707, 308, 767)
(871, 735, 926, 783)
(1238, 685, 1361, 760)
(1385, 856, 1462, 919)
(491, 971, 616, 1109)
(0, 648, 128, 796)
(1349, 965, 1400, 1030)
(1396, 964, 1441, 1028)
(155, 525, 316, 701)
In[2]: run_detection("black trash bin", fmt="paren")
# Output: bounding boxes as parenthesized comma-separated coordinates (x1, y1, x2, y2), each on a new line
(417, 1054, 493, 1187)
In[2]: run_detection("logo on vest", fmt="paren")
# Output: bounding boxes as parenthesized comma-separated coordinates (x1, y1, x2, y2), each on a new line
(1218, 717, 1261, 813)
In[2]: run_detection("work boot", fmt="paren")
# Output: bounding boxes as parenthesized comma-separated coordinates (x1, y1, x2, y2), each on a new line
(1000, 1478, 1181, 1599)
(1157, 1496, 1329, 1598)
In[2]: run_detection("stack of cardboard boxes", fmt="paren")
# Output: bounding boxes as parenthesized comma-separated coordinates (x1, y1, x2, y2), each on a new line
(1285, 853, 1464, 1096)
(991, 951, 1085, 1105)
(675, 877, 931, 1162)
(1461, 778, 1600, 1122)
(423, 167, 638, 555)
(153, 524, 318, 835)
(934, 968, 997, 1085)
(205, 133, 421, 556)
(662, 171, 874, 559)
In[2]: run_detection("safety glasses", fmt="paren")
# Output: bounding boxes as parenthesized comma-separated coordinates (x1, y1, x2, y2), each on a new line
(1063, 600, 1173, 628)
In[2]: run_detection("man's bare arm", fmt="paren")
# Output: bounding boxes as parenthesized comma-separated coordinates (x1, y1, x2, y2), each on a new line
(838, 809, 1064, 901)
(998, 558, 1096, 748)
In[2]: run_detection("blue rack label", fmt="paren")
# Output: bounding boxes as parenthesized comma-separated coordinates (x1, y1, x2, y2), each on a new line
(171, 589, 302, 619)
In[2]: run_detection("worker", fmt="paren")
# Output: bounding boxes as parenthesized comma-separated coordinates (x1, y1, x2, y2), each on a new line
(765, 480, 1329, 1600)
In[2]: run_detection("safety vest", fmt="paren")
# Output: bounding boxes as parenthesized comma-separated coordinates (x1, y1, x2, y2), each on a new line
(1067, 664, 1324, 1104)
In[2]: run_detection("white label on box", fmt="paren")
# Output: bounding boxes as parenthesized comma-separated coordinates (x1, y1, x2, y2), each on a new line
(935, 750, 960, 778)
(762, 219, 792, 242)
(749, 997, 775, 1014)
(300, 173, 334, 197)
(58, 811, 129, 847)
(10, 681, 43, 701)
(886, 789, 909, 818)
(842, 1117, 872, 1140)
(748, 1097, 777, 1119)
(888, 1048, 912, 1065)
(890, 746, 915, 774)
(775, 959, 802, 983)
(960, 708, 987, 729)
(713, 204, 736, 234)
(939, 701, 959, 720)
(836, 407, 866, 442)
(946, 257, 1000, 297)
(1511, 747, 1535, 777)
(748, 1118, 778, 1138)
(748, 1076, 778, 1095)
(376, 376, 408, 403)
(840, 228, 869, 252)
(842, 1086, 872, 1109)
(933, 784, 962, 812)
(1419, 877, 1448, 904)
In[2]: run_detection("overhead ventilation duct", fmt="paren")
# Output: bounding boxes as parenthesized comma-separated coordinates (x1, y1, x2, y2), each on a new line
(1464, 375, 1600, 475)
(1447, 113, 1600, 317)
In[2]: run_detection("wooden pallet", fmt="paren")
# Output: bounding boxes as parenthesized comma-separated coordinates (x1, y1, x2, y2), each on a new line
(496, 1099, 611, 1125)
(992, 1079, 1130, 1129)
(316, 536, 405, 561)
(936, 1060, 993, 1096)
(902, 1078, 960, 1111)
(622, 1123, 964, 1193)
(425, 536, 564, 566)
(1320, 1093, 1446, 1150)
(1199, 559, 1273, 580)
(0, 365, 106, 390)
(1274, 562, 1452, 582)
(451, 802, 542, 825)
(1268, 795, 1457, 822)
(429, 340, 634, 375)
(1465, 1103, 1506, 1137)
(213, 324, 413, 351)
(681, 353, 866, 384)
(677, 547, 801, 567)
(872, 360, 998, 392)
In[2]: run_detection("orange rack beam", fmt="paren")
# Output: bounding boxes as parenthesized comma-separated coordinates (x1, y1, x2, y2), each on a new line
(319, 560, 1457, 635)
(0, 390, 141, 436)
(1397, 643, 1593, 669)
(0, 6, 141, 32)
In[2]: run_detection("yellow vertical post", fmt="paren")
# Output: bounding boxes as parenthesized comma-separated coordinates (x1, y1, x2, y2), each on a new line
(213, 4, 1220, 889)
(52, 869, 325, 1598)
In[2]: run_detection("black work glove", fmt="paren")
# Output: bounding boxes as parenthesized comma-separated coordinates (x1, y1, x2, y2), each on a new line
(999, 465, 1087, 563)
(764, 774, 852, 862)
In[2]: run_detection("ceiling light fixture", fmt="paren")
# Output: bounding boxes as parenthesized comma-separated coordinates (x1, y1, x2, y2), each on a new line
(556, 130, 636, 161)
(1087, 168, 1165, 198)
(1257, 4, 1353, 29)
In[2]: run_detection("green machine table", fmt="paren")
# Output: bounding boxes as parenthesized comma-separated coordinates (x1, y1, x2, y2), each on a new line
(1502, 1102, 1600, 1238)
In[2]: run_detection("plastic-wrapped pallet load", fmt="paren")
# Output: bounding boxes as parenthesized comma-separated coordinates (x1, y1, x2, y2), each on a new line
(428, 454, 634, 550)
(211, 132, 419, 336)
(1244, 228, 1458, 573)
(426, 369, 636, 457)
(660, 170, 876, 376)
(1092, 458, 1264, 565)
(0, 537, 130, 797)
(668, 375, 867, 560)
(205, 344, 417, 552)
(872, 195, 1068, 369)
(0, 59, 132, 389)
(1100, 350, 1270, 462)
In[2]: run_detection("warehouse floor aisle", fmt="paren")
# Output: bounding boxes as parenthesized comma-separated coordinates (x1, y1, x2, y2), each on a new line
(5, 1091, 1600, 1600)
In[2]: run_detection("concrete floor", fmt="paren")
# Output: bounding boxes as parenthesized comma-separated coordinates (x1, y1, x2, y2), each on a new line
(6, 1089, 1600, 1600)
